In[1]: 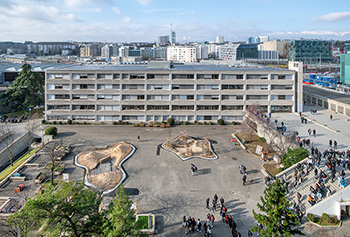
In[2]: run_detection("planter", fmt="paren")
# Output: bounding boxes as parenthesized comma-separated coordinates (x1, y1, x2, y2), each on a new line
(54, 164, 65, 175)
(35, 179, 61, 195)
(34, 172, 46, 184)
(44, 162, 62, 170)
(136, 214, 155, 235)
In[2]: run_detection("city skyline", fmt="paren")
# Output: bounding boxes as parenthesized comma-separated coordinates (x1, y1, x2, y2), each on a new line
(0, 0, 350, 43)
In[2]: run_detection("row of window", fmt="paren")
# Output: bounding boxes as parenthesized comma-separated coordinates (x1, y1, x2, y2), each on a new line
(47, 94, 293, 101)
(48, 84, 293, 91)
(48, 73, 293, 80)
(49, 104, 292, 111)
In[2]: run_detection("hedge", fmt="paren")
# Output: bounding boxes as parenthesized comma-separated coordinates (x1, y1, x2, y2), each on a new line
(45, 126, 58, 136)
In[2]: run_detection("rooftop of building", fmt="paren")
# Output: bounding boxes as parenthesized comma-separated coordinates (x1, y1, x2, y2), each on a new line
(46, 61, 293, 72)
(304, 84, 350, 105)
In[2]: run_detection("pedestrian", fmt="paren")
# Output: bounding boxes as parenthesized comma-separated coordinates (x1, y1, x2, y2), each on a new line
(242, 174, 247, 186)
(197, 218, 202, 232)
(296, 192, 302, 203)
(308, 129, 312, 136)
(313, 129, 316, 137)
(330, 114, 333, 120)
(220, 197, 224, 207)
(210, 214, 215, 228)
(298, 210, 304, 223)
(281, 121, 284, 127)
(137, 135, 140, 142)
(275, 119, 278, 125)
(206, 198, 210, 211)
(329, 139, 333, 148)
(248, 229, 253, 237)
(212, 199, 216, 212)
(334, 140, 337, 150)
(213, 194, 218, 205)
(182, 215, 187, 227)
(203, 223, 207, 236)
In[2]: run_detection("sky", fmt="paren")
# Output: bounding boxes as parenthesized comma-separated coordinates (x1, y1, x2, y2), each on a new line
(1, 0, 350, 43)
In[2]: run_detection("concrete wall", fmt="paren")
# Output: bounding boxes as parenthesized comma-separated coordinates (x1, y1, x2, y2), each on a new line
(0, 132, 32, 169)
(307, 185, 350, 220)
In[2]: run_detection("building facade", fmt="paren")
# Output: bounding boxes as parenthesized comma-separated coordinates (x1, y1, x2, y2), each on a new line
(341, 54, 350, 84)
(158, 36, 170, 45)
(263, 40, 285, 58)
(45, 62, 302, 123)
(218, 44, 239, 61)
(167, 46, 197, 63)
(285, 39, 332, 63)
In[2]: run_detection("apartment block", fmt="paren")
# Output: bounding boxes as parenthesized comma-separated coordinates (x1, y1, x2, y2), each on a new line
(45, 61, 302, 123)
(167, 46, 197, 63)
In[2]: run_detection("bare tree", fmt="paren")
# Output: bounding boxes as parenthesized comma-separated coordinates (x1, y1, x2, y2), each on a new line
(45, 141, 58, 186)
(0, 122, 16, 166)
(25, 113, 41, 154)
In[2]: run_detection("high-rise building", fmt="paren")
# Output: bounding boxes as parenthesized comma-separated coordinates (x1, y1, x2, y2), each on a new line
(158, 36, 170, 45)
(263, 40, 285, 58)
(340, 54, 350, 84)
(80, 44, 99, 57)
(141, 47, 167, 59)
(216, 36, 224, 44)
(101, 44, 114, 59)
(345, 43, 350, 54)
(171, 31, 176, 44)
(237, 44, 258, 60)
(248, 37, 260, 44)
(167, 46, 196, 63)
(218, 44, 240, 61)
(258, 36, 269, 43)
(195, 45, 209, 59)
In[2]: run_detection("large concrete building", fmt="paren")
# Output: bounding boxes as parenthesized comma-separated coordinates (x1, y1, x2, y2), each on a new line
(341, 54, 350, 85)
(285, 39, 332, 63)
(44, 61, 303, 123)
(263, 40, 285, 58)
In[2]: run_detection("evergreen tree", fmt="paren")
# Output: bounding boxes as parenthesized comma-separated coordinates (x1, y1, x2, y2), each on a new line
(251, 178, 303, 236)
(7, 182, 104, 237)
(0, 63, 44, 112)
(102, 184, 141, 236)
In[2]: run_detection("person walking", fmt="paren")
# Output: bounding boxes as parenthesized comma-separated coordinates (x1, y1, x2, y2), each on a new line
(334, 140, 337, 150)
(242, 173, 247, 186)
(329, 139, 333, 148)
(206, 198, 210, 211)
(313, 129, 316, 137)
(297, 210, 304, 223)
(296, 192, 302, 203)
(330, 114, 333, 120)
(137, 135, 140, 142)
(308, 129, 312, 136)
(220, 197, 224, 207)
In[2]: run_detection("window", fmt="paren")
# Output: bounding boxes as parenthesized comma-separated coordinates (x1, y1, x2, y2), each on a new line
(197, 74, 219, 79)
(271, 85, 293, 90)
(53, 94, 70, 100)
(172, 115, 187, 121)
(122, 84, 144, 90)
(247, 74, 268, 79)
(73, 115, 95, 120)
(147, 84, 170, 90)
(97, 115, 119, 121)
(222, 74, 243, 79)
(147, 105, 170, 110)
(97, 105, 120, 111)
(271, 106, 292, 112)
(72, 105, 95, 110)
(197, 95, 220, 100)
(47, 115, 69, 120)
(122, 95, 144, 100)
(72, 84, 95, 90)
(172, 74, 195, 79)
(122, 115, 144, 121)
(222, 85, 243, 90)
(172, 84, 194, 90)
(147, 74, 169, 79)
(113, 74, 120, 79)
(222, 105, 243, 110)
(222, 95, 243, 100)
(130, 74, 145, 79)
(122, 105, 145, 110)
(172, 105, 194, 110)
(97, 74, 113, 79)
(147, 95, 169, 100)
(246, 95, 268, 100)
(272, 74, 293, 80)
(172, 95, 194, 100)
(197, 85, 219, 90)
(72, 94, 94, 100)
(197, 116, 218, 121)
(197, 105, 219, 110)
(47, 105, 69, 110)
(247, 85, 268, 90)
(222, 116, 243, 121)
(97, 95, 120, 100)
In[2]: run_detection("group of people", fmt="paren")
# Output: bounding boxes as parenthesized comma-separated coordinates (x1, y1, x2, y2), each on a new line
(182, 216, 204, 235)
(191, 163, 198, 176)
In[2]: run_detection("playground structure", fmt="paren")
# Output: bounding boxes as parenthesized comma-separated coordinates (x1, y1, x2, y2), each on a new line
(162, 131, 218, 160)
(75, 142, 136, 194)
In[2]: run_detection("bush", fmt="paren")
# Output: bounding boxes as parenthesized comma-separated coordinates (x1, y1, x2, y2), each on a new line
(322, 213, 330, 223)
(45, 126, 57, 136)
(112, 121, 118, 125)
(67, 119, 72, 125)
(167, 118, 174, 126)
(231, 121, 236, 125)
(208, 121, 213, 125)
(204, 121, 207, 125)
(41, 119, 46, 124)
(83, 122, 87, 125)
(180, 121, 184, 125)
(194, 120, 197, 125)
(307, 213, 315, 222)
(281, 148, 309, 169)
(217, 119, 224, 125)
(58, 121, 63, 125)
(53, 121, 57, 125)
(185, 121, 190, 125)
(259, 137, 266, 142)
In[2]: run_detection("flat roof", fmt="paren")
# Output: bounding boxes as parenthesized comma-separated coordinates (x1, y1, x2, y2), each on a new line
(46, 63, 293, 72)
(304, 84, 350, 106)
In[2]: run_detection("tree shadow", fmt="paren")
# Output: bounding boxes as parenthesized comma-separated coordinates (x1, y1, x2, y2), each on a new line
(55, 132, 76, 138)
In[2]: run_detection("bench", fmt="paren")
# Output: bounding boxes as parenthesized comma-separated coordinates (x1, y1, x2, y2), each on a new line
(10, 176, 26, 182)
(25, 163, 39, 167)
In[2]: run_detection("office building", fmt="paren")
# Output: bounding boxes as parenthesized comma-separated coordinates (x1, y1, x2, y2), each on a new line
(258, 36, 269, 43)
(218, 44, 239, 61)
(237, 44, 259, 60)
(263, 40, 285, 58)
(248, 37, 260, 44)
(171, 31, 176, 44)
(341, 54, 350, 84)
(195, 45, 209, 60)
(101, 44, 114, 59)
(167, 46, 197, 63)
(45, 61, 302, 124)
(258, 50, 279, 60)
(216, 36, 224, 44)
(141, 47, 167, 60)
(158, 36, 170, 45)
(285, 39, 332, 63)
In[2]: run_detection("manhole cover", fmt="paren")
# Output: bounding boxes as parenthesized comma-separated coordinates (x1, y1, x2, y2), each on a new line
(232, 157, 237, 160)
(231, 191, 235, 195)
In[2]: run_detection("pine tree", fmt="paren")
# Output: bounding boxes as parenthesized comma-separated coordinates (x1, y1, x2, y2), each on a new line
(102, 184, 141, 236)
(251, 178, 303, 236)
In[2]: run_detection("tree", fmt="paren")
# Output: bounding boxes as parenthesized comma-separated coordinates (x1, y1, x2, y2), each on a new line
(0, 63, 44, 112)
(102, 184, 141, 236)
(251, 179, 303, 237)
(281, 148, 308, 169)
(7, 182, 104, 237)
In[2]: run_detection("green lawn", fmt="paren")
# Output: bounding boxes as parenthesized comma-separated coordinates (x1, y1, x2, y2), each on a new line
(138, 215, 152, 229)
(0, 147, 40, 181)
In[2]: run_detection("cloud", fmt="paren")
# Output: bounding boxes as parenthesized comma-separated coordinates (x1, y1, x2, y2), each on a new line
(143, 8, 182, 13)
(64, 0, 113, 8)
(137, 0, 153, 6)
(269, 30, 350, 39)
(122, 17, 133, 24)
(112, 6, 121, 14)
(313, 12, 350, 22)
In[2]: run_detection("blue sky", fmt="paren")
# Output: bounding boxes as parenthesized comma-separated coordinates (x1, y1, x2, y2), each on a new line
(0, 0, 349, 42)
